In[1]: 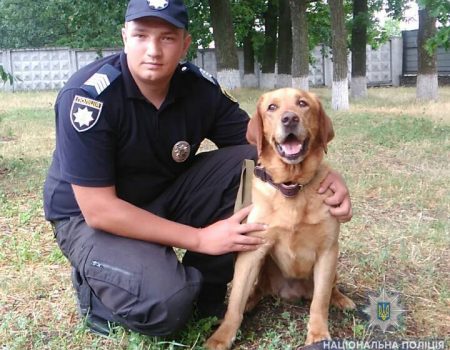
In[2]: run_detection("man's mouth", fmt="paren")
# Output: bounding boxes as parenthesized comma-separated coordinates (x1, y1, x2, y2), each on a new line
(143, 62, 163, 68)
(275, 134, 309, 161)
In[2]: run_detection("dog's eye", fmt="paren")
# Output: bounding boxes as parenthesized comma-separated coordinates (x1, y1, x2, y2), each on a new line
(297, 100, 308, 108)
(268, 104, 278, 111)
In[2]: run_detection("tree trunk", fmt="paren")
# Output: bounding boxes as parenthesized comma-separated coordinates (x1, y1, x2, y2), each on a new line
(208, 0, 241, 88)
(261, 0, 278, 89)
(276, 0, 292, 87)
(243, 31, 258, 87)
(350, 0, 367, 99)
(416, 6, 438, 101)
(329, 0, 349, 110)
(290, 0, 309, 90)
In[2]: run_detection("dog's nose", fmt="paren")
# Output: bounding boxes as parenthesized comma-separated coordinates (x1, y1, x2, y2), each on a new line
(281, 112, 299, 127)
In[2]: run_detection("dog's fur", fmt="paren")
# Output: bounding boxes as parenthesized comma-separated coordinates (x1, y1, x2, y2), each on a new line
(205, 88, 355, 350)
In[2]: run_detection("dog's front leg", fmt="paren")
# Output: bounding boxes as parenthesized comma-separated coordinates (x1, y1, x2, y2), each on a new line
(205, 241, 273, 350)
(306, 246, 338, 345)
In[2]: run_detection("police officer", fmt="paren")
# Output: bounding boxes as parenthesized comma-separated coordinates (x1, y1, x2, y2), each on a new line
(43, 0, 352, 337)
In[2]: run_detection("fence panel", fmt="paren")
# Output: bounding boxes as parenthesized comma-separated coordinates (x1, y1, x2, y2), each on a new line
(10, 48, 71, 91)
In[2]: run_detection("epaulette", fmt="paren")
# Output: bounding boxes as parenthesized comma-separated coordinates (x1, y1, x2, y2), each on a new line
(180, 62, 218, 86)
(81, 64, 121, 98)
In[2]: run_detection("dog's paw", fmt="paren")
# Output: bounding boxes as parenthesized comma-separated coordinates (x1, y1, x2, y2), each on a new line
(204, 336, 234, 350)
(305, 330, 331, 345)
(331, 292, 356, 310)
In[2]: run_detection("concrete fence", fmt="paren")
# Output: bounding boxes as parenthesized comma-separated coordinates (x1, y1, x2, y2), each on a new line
(1, 37, 403, 92)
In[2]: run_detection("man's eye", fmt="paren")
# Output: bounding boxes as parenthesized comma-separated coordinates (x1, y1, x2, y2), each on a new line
(268, 104, 278, 111)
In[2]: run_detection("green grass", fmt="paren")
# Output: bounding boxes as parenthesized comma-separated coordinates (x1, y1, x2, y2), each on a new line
(1, 87, 449, 349)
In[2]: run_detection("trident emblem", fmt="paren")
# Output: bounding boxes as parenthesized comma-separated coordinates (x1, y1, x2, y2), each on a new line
(377, 302, 391, 321)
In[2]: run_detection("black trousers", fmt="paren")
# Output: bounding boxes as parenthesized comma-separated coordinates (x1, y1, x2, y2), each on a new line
(53, 145, 257, 336)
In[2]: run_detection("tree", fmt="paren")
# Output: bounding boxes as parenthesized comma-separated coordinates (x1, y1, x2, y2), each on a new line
(419, 0, 450, 52)
(185, 0, 213, 59)
(232, 0, 265, 88)
(208, 0, 241, 88)
(260, 0, 278, 89)
(350, 0, 368, 99)
(290, 0, 310, 90)
(329, 0, 349, 110)
(243, 31, 258, 87)
(0, 0, 127, 49)
(276, 0, 292, 87)
(416, 3, 438, 101)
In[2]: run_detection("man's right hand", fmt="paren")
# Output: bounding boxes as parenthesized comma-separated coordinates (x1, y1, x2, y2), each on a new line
(196, 206, 267, 255)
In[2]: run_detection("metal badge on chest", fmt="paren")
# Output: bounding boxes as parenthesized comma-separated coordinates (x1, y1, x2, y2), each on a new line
(172, 141, 190, 162)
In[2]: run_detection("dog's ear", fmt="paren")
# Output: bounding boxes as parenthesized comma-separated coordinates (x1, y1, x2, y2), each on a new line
(318, 101, 334, 153)
(246, 99, 264, 157)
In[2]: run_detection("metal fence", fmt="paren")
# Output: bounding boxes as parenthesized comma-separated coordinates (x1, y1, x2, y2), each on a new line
(402, 29, 450, 75)
(1, 37, 402, 92)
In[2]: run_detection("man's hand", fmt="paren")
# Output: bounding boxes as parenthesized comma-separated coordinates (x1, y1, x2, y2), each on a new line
(318, 170, 352, 223)
(197, 205, 267, 255)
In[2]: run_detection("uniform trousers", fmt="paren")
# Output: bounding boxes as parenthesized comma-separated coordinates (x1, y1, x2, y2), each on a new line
(53, 144, 257, 336)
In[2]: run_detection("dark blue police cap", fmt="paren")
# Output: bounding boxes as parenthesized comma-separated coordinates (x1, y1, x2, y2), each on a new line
(125, 0, 189, 30)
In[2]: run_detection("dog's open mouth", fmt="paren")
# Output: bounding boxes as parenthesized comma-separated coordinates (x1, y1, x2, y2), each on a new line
(275, 134, 309, 161)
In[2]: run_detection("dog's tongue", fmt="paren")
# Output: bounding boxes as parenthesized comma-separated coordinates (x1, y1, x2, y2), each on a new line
(280, 139, 302, 155)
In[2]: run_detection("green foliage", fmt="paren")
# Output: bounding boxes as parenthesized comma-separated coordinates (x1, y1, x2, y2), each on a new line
(419, 0, 450, 52)
(0, 65, 14, 85)
(184, 0, 213, 59)
(231, 0, 266, 45)
(0, 0, 127, 49)
(308, 1, 332, 49)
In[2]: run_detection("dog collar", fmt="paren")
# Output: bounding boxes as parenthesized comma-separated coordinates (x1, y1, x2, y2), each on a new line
(254, 166, 303, 198)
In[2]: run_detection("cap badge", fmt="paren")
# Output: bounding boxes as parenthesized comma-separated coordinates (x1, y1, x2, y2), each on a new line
(147, 0, 169, 10)
(172, 141, 191, 162)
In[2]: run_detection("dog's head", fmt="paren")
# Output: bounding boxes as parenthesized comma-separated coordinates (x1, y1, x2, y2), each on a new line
(246, 88, 334, 165)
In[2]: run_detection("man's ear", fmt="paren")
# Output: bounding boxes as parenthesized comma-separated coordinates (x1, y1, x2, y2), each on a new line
(122, 25, 128, 54)
(182, 32, 192, 58)
(318, 101, 334, 153)
(246, 98, 264, 157)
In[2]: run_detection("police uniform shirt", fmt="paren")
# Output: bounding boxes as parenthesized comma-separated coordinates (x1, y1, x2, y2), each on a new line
(43, 52, 250, 221)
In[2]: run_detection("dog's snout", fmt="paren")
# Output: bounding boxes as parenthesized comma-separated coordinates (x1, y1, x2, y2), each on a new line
(281, 112, 299, 127)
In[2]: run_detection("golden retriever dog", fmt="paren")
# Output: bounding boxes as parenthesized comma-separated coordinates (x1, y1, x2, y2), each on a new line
(205, 88, 355, 349)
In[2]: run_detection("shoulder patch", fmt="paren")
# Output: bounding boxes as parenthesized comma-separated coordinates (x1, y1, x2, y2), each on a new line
(221, 87, 237, 103)
(180, 62, 218, 86)
(81, 64, 121, 98)
(70, 95, 103, 132)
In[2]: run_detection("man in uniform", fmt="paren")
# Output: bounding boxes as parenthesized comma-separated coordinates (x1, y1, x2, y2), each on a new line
(43, 0, 352, 337)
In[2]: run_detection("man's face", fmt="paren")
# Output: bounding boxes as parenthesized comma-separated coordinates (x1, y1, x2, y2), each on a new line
(122, 18, 191, 86)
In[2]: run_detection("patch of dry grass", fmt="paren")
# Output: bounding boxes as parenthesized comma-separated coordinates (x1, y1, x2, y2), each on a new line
(0, 87, 449, 349)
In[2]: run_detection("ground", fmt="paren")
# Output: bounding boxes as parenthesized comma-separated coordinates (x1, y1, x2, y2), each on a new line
(0, 87, 449, 349)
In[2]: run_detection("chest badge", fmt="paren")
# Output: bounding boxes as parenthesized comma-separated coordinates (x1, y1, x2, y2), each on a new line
(172, 141, 191, 162)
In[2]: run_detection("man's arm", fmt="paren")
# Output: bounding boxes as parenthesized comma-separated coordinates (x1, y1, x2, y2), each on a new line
(72, 185, 266, 255)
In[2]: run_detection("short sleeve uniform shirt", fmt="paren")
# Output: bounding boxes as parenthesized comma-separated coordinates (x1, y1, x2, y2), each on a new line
(43, 51, 249, 221)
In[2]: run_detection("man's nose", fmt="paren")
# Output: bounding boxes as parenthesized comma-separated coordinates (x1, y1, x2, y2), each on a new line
(146, 39, 162, 57)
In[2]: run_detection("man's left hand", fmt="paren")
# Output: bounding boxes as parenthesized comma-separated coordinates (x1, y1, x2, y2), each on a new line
(318, 170, 352, 223)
